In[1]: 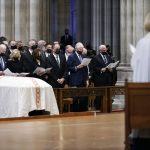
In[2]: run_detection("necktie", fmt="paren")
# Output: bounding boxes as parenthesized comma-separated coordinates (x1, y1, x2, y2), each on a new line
(103, 55, 107, 64)
(65, 35, 68, 41)
(56, 55, 60, 67)
(79, 55, 82, 63)
(0, 57, 4, 70)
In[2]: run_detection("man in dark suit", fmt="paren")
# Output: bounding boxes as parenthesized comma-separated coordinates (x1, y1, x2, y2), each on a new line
(60, 28, 73, 53)
(67, 42, 89, 112)
(0, 44, 7, 74)
(46, 43, 68, 88)
(91, 44, 113, 110)
(92, 44, 113, 86)
(21, 39, 37, 74)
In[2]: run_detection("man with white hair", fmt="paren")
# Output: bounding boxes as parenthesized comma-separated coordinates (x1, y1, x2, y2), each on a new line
(67, 42, 89, 112)
(21, 39, 37, 73)
(0, 44, 7, 75)
(38, 40, 46, 51)
(91, 44, 113, 110)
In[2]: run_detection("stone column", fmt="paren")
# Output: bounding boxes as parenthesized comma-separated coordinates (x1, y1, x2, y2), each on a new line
(0, 0, 51, 45)
(91, 0, 120, 56)
(76, 0, 92, 45)
(91, 0, 100, 50)
(4, 0, 15, 40)
(0, 0, 5, 36)
(49, 0, 70, 42)
(118, 0, 150, 84)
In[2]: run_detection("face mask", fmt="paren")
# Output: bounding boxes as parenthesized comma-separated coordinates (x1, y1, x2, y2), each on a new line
(36, 55, 41, 60)
(55, 49, 60, 54)
(13, 58, 19, 61)
(18, 47, 23, 51)
(11, 45, 17, 49)
(31, 45, 37, 50)
(0, 53, 4, 56)
(47, 49, 52, 53)
(77, 51, 82, 55)
(101, 52, 107, 55)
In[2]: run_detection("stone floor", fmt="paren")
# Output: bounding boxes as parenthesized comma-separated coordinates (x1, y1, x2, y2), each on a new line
(112, 95, 125, 111)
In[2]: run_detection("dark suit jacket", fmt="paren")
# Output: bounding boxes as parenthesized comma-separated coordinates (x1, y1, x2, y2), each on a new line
(0, 55, 7, 71)
(46, 53, 68, 88)
(60, 34, 73, 52)
(21, 50, 37, 73)
(7, 59, 24, 73)
(31, 58, 49, 82)
(91, 53, 113, 86)
(67, 52, 88, 87)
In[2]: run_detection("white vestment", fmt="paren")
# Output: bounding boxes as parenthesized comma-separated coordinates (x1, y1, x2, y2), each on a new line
(131, 32, 150, 82)
(130, 33, 150, 138)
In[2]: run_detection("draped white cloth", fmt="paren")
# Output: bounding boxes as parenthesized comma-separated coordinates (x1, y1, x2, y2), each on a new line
(131, 32, 150, 82)
(0, 76, 59, 118)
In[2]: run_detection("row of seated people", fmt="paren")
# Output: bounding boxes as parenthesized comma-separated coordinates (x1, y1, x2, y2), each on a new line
(0, 38, 117, 112)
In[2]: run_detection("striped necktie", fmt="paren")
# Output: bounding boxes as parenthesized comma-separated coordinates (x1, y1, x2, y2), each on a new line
(103, 55, 107, 64)
(79, 55, 82, 63)
(56, 55, 60, 67)
(0, 56, 4, 70)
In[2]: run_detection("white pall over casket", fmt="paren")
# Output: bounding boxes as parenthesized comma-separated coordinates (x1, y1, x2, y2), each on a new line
(0, 76, 59, 118)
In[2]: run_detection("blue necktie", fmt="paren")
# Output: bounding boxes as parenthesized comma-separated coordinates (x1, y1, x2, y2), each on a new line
(79, 55, 82, 63)
(103, 55, 107, 64)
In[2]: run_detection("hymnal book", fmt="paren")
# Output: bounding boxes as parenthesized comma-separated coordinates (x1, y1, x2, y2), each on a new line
(4, 68, 29, 77)
(81, 58, 91, 66)
(106, 60, 119, 69)
(33, 67, 52, 76)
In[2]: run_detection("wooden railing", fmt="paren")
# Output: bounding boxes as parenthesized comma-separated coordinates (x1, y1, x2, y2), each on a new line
(53, 85, 125, 114)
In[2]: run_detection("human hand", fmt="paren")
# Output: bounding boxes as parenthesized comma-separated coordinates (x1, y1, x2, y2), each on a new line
(57, 78, 65, 84)
(77, 64, 85, 69)
(101, 68, 106, 72)
(108, 67, 113, 72)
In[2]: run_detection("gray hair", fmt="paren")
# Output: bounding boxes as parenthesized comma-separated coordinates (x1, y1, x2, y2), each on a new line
(99, 44, 106, 50)
(0, 44, 7, 52)
(75, 42, 84, 49)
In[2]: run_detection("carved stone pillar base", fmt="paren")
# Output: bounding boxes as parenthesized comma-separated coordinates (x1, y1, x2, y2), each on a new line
(116, 64, 133, 85)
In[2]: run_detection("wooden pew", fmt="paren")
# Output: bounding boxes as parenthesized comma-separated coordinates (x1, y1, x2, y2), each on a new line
(57, 87, 108, 114)
(54, 86, 125, 114)
(125, 81, 150, 150)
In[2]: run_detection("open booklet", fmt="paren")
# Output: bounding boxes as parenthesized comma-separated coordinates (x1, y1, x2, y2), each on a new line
(81, 58, 91, 66)
(33, 67, 52, 76)
(4, 68, 29, 77)
(105, 60, 120, 69)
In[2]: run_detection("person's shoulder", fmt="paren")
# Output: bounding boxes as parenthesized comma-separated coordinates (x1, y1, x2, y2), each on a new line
(137, 35, 150, 46)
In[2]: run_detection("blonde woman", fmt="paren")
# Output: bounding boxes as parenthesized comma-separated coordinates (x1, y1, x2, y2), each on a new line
(7, 49, 23, 73)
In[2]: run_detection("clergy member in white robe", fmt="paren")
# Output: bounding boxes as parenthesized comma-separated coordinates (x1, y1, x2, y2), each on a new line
(131, 33, 150, 82)
(130, 12, 150, 150)
(131, 13, 150, 82)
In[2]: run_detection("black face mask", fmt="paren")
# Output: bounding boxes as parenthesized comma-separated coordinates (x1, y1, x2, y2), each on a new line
(31, 45, 37, 50)
(77, 51, 82, 55)
(55, 49, 60, 54)
(47, 49, 52, 53)
(101, 52, 107, 55)
(18, 47, 23, 51)
(36, 55, 41, 60)
(0, 53, 4, 56)
(13, 58, 19, 61)
(11, 45, 17, 49)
